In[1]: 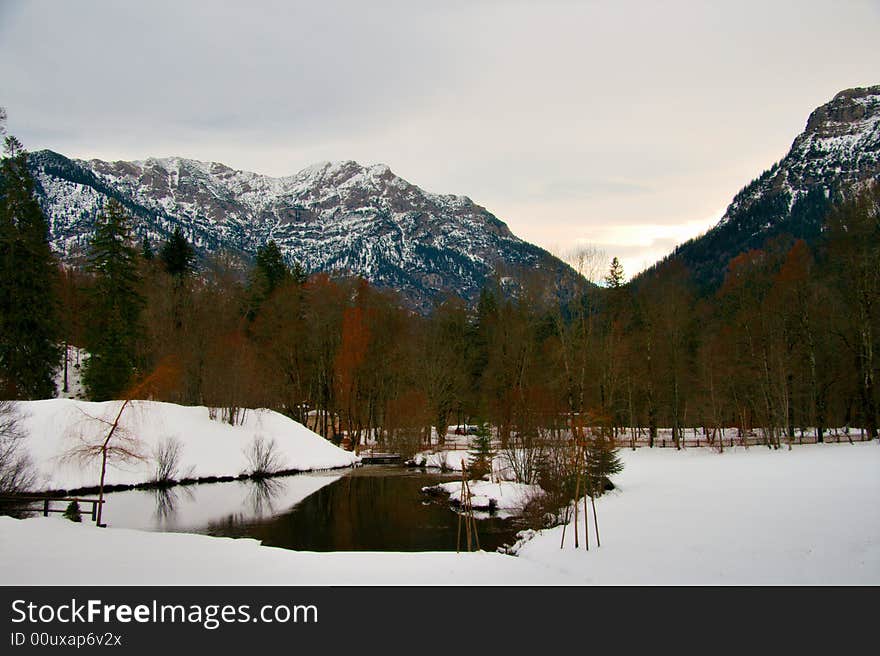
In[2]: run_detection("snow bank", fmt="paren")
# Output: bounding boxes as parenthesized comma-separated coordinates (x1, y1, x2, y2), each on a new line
(515, 442, 880, 584)
(14, 399, 359, 491)
(409, 450, 517, 481)
(0, 516, 571, 586)
(426, 480, 543, 513)
(410, 450, 466, 470)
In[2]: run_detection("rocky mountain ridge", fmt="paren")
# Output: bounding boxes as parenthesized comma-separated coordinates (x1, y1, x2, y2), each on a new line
(666, 84, 880, 288)
(29, 152, 575, 311)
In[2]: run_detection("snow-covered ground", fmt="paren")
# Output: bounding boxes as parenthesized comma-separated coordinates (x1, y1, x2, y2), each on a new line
(53, 345, 87, 400)
(425, 480, 543, 515)
(14, 398, 359, 491)
(0, 516, 569, 585)
(410, 449, 518, 480)
(517, 442, 880, 584)
(1, 441, 876, 585)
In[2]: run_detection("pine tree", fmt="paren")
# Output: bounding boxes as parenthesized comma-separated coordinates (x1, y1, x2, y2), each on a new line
(63, 500, 82, 522)
(604, 257, 625, 288)
(291, 260, 308, 285)
(140, 236, 154, 261)
(248, 240, 290, 317)
(254, 240, 289, 295)
(82, 200, 144, 400)
(0, 136, 61, 399)
(585, 429, 623, 495)
(468, 422, 495, 479)
(160, 227, 195, 278)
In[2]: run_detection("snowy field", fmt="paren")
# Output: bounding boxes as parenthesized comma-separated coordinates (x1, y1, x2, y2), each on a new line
(1, 440, 877, 585)
(0, 516, 569, 585)
(14, 398, 359, 491)
(517, 442, 880, 584)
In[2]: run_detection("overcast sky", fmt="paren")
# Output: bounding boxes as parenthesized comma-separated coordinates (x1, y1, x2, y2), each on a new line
(2, 0, 878, 277)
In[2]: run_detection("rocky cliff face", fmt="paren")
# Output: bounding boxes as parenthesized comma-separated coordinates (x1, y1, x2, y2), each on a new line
(669, 85, 880, 289)
(28, 153, 575, 311)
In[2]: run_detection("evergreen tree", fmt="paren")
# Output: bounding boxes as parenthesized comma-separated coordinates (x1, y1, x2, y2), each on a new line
(160, 227, 195, 278)
(0, 136, 61, 399)
(140, 236, 154, 261)
(468, 422, 495, 479)
(585, 430, 623, 495)
(254, 240, 289, 295)
(291, 259, 308, 286)
(82, 200, 144, 400)
(469, 286, 498, 406)
(604, 257, 625, 288)
(63, 500, 82, 522)
(248, 240, 290, 317)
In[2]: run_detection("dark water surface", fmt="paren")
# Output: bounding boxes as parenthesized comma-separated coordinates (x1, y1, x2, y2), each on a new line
(102, 466, 525, 552)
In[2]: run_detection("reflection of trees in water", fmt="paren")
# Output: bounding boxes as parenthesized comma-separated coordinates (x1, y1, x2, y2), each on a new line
(202, 478, 288, 537)
(152, 486, 194, 524)
(155, 469, 522, 552)
(250, 470, 490, 551)
(245, 477, 284, 517)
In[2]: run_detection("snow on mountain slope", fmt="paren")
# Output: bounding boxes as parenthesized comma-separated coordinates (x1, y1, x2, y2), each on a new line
(28, 152, 576, 311)
(659, 84, 880, 289)
(721, 85, 880, 223)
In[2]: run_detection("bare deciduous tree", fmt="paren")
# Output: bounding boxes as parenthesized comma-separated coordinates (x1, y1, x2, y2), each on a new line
(0, 400, 37, 497)
(64, 359, 180, 525)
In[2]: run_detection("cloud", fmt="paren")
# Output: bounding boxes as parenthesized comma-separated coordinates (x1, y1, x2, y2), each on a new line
(2, 0, 878, 275)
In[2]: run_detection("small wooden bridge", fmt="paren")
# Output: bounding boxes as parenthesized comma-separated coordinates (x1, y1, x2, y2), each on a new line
(357, 451, 403, 465)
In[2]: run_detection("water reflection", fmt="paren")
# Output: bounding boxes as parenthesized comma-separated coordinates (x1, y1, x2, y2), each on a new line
(102, 471, 344, 533)
(241, 467, 525, 552)
(101, 467, 525, 552)
(151, 485, 199, 523)
(245, 477, 284, 517)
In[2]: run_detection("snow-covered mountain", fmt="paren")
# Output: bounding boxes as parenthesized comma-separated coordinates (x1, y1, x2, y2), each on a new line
(28, 152, 576, 310)
(669, 84, 880, 288)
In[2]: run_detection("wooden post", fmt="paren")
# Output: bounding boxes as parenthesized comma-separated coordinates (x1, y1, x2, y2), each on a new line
(559, 508, 567, 549)
(464, 477, 480, 552)
(573, 446, 581, 549)
(583, 478, 589, 551)
(43, 498, 49, 517)
(457, 461, 465, 553)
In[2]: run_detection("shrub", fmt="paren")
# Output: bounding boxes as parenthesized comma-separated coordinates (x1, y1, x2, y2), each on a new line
(63, 501, 82, 523)
(152, 436, 184, 484)
(244, 435, 284, 478)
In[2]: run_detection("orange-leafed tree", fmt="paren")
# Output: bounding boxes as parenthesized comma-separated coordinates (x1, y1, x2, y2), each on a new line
(334, 305, 372, 448)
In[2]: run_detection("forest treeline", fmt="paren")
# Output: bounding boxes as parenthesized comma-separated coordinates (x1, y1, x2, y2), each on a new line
(2, 133, 879, 452)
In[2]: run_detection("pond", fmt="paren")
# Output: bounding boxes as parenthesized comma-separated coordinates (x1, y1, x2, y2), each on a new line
(98, 466, 527, 552)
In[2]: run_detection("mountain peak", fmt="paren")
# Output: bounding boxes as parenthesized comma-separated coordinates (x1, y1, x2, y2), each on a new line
(658, 84, 880, 290)
(800, 84, 880, 148)
(830, 84, 880, 104)
(27, 150, 573, 311)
